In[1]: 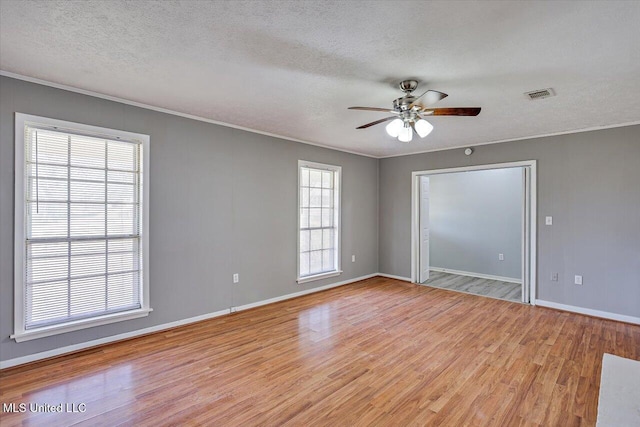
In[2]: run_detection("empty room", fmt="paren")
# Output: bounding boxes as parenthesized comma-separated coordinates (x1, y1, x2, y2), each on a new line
(1, 1, 639, 426)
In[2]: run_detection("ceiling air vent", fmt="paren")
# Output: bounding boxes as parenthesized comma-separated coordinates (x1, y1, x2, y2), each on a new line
(525, 88, 555, 100)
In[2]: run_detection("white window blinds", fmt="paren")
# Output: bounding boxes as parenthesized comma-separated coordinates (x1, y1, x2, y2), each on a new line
(298, 162, 341, 281)
(23, 125, 143, 330)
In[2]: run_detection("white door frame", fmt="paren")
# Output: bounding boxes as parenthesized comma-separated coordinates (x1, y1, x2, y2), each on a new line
(419, 176, 430, 283)
(410, 160, 537, 305)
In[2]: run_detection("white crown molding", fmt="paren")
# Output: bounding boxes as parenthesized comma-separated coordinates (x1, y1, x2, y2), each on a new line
(5, 71, 639, 161)
(0, 70, 377, 159)
(379, 120, 640, 159)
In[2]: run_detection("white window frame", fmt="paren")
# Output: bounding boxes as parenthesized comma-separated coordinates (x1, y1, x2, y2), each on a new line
(12, 113, 151, 342)
(297, 160, 342, 284)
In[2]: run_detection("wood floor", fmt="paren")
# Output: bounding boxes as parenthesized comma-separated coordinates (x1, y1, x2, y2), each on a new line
(1, 277, 639, 426)
(423, 271, 522, 303)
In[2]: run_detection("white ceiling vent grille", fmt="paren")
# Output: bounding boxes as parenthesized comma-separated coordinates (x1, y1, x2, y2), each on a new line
(525, 88, 555, 100)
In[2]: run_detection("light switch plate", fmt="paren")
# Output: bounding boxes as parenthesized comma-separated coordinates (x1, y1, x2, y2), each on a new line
(545, 216, 553, 225)
(233, 273, 239, 283)
(498, 253, 504, 261)
(574, 275, 583, 285)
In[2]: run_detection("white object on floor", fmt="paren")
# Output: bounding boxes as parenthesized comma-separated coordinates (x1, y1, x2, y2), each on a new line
(596, 353, 640, 426)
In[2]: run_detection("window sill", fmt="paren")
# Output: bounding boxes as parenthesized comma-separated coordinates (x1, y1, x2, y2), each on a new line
(11, 308, 153, 343)
(297, 270, 342, 284)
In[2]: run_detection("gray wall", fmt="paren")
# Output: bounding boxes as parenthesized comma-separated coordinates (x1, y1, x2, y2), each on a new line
(0, 76, 379, 362)
(380, 125, 640, 317)
(429, 168, 522, 280)
(2, 74, 639, 364)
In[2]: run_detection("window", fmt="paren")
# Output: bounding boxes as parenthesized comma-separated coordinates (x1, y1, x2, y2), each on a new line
(297, 160, 341, 283)
(13, 113, 150, 342)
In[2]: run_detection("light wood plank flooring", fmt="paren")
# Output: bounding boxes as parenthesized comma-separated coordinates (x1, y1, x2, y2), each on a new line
(423, 270, 522, 302)
(1, 277, 639, 426)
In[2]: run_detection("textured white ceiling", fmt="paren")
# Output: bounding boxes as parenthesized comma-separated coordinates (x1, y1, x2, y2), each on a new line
(1, 0, 639, 157)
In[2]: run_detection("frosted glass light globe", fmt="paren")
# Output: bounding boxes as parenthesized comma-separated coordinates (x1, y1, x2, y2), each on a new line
(385, 119, 403, 137)
(398, 125, 413, 142)
(414, 119, 433, 138)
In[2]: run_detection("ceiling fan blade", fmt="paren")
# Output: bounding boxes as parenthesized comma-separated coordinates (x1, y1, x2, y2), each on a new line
(409, 90, 448, 108)
(421, 107, 481, 116)
(348, 106, 397, 113)
(356, 116, 397, 129)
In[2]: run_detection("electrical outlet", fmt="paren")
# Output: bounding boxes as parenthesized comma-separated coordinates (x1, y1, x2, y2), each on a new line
(551, 272, 559, 281)
(233, 273, 239, 283)
(574, 275, 583, 285)
(498, 253, 504, 261)
(545, 216, 553, 225)
(352, 255, 356, 263)
(230, 306, 237, 313)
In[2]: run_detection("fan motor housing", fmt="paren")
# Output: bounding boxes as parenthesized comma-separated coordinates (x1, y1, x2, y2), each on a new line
(393, 96, 418, 111)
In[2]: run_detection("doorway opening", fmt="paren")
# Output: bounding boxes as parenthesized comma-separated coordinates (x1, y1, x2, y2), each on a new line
(411, 161, 537, 304)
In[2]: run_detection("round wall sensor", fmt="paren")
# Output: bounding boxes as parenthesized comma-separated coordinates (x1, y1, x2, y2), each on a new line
(464, 148, 473, 156)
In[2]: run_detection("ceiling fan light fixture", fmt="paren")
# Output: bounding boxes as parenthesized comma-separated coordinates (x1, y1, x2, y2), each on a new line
(385, 119, 403, 137)
(398, 124, 413, 142)
(349, 80, 480, 144)
(414, 119, 433, 138)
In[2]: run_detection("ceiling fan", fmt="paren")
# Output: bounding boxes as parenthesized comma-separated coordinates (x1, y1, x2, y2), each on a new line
(348, 80, 481, 142)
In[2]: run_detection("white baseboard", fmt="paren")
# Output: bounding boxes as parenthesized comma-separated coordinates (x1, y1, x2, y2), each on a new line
(536, 300, 640, 325)
(377, 273, 412, 282)
(0, 273, 377, 370)
(235, 273, 378, 311)
(429, 267, 521, 284)
(4, 274, 638, 369)
(0, 308, 231, 370)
